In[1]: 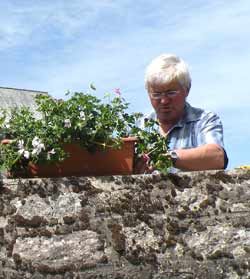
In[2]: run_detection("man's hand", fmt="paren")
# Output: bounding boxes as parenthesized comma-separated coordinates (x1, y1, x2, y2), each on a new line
(1, 139, 13, 144)
(133, 157, 155, 174)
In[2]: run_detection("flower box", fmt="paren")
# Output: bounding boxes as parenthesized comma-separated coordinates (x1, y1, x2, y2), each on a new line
(27, 137, 137, 178)
(0, 88, 171, 178)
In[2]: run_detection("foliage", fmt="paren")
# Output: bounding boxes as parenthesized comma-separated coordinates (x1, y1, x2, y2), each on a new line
(132, 118, 172, 174)
(0, 88, 172, 175)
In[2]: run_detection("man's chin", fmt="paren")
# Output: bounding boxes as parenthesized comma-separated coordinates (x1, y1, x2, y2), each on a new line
(157, 110, 173, 118)
(159, 109, 172, 113)
(157, 114, 173, 123)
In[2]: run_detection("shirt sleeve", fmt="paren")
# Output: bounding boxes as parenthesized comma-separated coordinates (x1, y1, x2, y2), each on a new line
(197, 112, 228, 169)
(197, 112, 225, 147)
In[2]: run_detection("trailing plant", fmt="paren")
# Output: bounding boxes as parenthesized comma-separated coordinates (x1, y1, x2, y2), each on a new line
(0, 87, 172, 175)
(131, 118, 172, 174)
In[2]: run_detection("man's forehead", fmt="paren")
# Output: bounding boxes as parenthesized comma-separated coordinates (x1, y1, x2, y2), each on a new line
(148, 80, 181, 91)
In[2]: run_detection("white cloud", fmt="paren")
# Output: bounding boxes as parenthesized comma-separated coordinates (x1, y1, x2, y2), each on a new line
(0, 0, 117, 49)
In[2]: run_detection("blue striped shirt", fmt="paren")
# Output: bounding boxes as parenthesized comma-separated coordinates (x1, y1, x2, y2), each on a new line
(145, 102, 228, 172)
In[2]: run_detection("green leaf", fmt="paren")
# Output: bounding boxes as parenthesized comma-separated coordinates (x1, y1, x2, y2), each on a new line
(90, 83, 96, 90)
(104, 92, 111, 98)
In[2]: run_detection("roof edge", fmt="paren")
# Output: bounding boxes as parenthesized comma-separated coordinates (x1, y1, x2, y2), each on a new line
(0, 86, 48, 94)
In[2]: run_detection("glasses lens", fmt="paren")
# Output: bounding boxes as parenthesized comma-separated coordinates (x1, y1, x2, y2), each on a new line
(167, 91, 178, 97)
(151, 93, 161, 99)
(150, 90, 178, 99)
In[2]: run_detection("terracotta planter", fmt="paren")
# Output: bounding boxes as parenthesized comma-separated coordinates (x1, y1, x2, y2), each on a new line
(27, 137, 137, 178)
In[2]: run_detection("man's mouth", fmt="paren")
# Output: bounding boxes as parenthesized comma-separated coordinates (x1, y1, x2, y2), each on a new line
(159, 106, 172, 112)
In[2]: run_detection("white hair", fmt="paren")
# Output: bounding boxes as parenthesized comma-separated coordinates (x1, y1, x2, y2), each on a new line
(145, 54, 192, 92)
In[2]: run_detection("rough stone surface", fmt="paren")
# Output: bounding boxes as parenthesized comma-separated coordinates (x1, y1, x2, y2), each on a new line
(0, 169, 250, 278)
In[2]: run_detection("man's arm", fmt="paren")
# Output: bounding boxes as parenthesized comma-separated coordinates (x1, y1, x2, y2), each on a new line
(1, 139, 12, 144)
(173, 110, 228, 171)
(174, 143, 226, 171)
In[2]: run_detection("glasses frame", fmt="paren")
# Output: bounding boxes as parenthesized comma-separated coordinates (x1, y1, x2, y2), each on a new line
(149, 90, 180, 100)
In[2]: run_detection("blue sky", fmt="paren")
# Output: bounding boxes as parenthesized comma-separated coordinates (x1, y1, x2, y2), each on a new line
(0, 0, 249, 169)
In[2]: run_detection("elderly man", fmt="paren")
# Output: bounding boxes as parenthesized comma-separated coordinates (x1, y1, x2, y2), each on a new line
(143, 53, 228, 172)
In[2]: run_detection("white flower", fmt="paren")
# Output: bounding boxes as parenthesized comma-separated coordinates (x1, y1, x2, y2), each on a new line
(32, 143, 45, 156)
(32, 137, 45, 152)
(23, 150, 30, 159)
(48, 148, 56, 154)
(47, 149, 56, 160)
(32, 136, 40, 148)
(64, 119, 71, 128)
(79, 111, 85, 120)
(32, 148, 38, 155)
(31, 138, 45, 156)
(18, 148, 30, 159)
(18, 149, 25, 155)
(32, 149, 38, 155)
(17, 140, 24, 149)
(5, 124, 10, 129)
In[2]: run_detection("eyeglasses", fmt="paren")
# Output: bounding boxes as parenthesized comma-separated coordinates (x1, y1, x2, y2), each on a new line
(150, 90, 180, 100)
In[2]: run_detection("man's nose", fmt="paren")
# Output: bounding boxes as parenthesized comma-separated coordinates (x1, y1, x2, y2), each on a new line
(160, 95, 171, 104)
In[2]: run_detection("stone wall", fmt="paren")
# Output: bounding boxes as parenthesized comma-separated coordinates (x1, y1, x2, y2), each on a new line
(0, 169, 250, 278)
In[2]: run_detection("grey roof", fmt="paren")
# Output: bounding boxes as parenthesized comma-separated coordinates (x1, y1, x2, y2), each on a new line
(0, 87, 48, 118)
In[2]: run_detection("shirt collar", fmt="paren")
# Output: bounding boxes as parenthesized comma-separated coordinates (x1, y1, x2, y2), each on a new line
(175, 102, 201, 128)
(145, 102, 202, 129)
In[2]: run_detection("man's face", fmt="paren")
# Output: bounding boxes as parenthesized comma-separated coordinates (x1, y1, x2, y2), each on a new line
(148, 80, 188, 125)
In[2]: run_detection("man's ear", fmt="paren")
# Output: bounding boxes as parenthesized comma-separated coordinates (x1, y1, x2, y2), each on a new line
(184, 89, 189, 98)
(184, 84, 191, 97)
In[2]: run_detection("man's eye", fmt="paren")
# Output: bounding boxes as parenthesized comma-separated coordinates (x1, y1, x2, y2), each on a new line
(168, 91, 176, 96)
(152, 93, 161, 97)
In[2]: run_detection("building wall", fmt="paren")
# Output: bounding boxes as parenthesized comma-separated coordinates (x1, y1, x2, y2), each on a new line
(0, 87, 48, 118)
